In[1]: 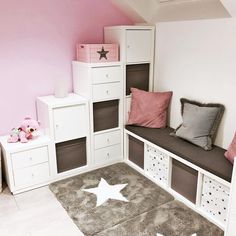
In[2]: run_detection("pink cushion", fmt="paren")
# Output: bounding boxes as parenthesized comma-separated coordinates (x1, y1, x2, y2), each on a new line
(225, 132, 236, 164)
(127, 88, 173, 128)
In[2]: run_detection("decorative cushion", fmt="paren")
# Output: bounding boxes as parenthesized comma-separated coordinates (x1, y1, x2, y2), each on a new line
(225, 132, 236, 164)
(172, 98, 225, 151)
(127, 88, 173, 128)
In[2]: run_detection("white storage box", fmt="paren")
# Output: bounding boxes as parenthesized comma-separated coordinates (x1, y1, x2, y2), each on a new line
(201, 175, 230, 224)
(145, 144, 170, 186)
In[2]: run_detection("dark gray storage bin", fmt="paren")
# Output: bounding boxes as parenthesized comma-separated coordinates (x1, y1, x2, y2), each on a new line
(93, 100, 119, 132)
(171, 159, 198, 203)
(126, 64, 150, 95)
(56, 138, 87, 173)
(128, 135, 144, 169)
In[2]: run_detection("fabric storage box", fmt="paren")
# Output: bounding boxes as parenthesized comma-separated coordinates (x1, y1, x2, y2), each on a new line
(126, 64, 150, 95)
(77, 44, 119, 63)
(128, 135, 144, 169)
(171, 159, 198, 203)
(93, 100, 119, 132)
(56, 138, 87, 173)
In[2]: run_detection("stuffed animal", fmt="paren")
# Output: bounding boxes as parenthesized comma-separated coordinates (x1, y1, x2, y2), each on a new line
(8, 118, 40, 143)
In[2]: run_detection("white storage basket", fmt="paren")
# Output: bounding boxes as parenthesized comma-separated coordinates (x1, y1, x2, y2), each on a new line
(201, 175, 230, 224)
(145, 145, 169, 186)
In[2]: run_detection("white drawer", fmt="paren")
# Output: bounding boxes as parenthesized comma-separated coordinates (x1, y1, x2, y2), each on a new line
(92, 82, 121, 101)
(94, 130, 121, 150)
(11, 146, 48, 170)
(92, 66, 121, 84)
(14, 162, 50, 188)
(94, 144, 121, 166)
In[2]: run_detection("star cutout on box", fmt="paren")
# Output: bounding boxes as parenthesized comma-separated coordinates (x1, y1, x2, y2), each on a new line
(83, 178, 129, 207)
(97, 46, 109, 60)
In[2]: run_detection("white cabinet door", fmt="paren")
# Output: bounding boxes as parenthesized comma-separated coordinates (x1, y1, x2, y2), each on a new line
(126, 30, 152, 63)
(53, 105, 88, 143)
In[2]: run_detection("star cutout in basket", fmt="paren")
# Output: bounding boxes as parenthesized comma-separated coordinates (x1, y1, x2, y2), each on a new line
(97, 46, 109, 60)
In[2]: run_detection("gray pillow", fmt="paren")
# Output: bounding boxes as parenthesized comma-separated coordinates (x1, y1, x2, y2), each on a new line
(171, 98, 225, 150)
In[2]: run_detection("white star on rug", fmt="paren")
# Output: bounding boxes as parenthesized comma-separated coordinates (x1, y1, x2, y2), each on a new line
(83, 178, 129, 207)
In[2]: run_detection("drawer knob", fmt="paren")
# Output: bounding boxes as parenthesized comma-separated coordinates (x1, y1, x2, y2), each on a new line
(107, 152, 110, 158)
(106, 90, 109, 95)
(107, 138, 110, 143)
(106, 74, 109, 78)
(29, 157, 33, 161)
(55, 124, 59, 129)
(31, 173, 34, 178)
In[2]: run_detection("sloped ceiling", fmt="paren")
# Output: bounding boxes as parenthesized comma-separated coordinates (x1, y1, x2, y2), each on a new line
(110, 0, 235, 23)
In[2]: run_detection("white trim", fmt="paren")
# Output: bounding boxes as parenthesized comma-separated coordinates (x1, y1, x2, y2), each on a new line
(196, 172, 203, 207)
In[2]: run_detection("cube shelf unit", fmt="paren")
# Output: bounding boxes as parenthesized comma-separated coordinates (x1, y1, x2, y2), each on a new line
(104, 25, 155, 123)
(0, 135, 53, 194)
(36, 93, 91, 180)
(72, 61, 124, 168)
(124, 130, 231, 230)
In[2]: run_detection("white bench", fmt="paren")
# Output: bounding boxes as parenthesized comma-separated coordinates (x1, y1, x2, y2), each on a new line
(124, 125, 233, 230)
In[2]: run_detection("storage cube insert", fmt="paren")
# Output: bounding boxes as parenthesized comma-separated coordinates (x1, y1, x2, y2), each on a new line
(128, 135, 144, 169)
(126, 64, 150, 95)
(201, 175, 230, 224)
(56, 138, 87, 173)
(145, 145, 169, 186)
(93, 100, 119, 132)
(171, 159, 198, 203)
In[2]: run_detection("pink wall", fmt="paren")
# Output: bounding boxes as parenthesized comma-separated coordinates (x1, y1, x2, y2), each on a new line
(0, 0, 132, 135)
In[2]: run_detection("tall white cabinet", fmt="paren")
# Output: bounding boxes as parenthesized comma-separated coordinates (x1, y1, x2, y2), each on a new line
(104, 25, 155, 122)
(72, 62, 124, 168)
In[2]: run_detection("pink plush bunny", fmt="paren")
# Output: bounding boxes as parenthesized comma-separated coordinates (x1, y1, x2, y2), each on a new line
(8, 118, 40, 143)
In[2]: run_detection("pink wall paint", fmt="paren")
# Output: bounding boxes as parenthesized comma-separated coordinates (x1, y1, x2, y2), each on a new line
(0, 0, 132, 135)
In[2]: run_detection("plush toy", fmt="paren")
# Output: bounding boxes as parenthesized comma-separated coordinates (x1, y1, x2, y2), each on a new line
(8, 118, 40, 143)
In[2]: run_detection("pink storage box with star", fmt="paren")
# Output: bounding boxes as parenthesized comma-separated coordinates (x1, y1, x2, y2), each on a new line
(76, 44, 119, 63)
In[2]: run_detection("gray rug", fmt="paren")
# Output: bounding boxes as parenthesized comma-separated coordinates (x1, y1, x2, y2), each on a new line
(49, 163, 223, 236)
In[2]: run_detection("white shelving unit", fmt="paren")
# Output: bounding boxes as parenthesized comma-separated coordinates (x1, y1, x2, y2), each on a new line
(124, 129, 231, 230)
(37, 93, 91, 180)
(104, 25, 155, 122)
(0, 135, 53, 194)
(72, 61, 124, 168)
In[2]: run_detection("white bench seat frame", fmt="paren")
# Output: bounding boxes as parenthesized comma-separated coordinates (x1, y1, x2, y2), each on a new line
(124, 129, 231, 230)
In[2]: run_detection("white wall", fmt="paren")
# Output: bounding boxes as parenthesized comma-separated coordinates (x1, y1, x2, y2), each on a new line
(154, 18, 236, 149)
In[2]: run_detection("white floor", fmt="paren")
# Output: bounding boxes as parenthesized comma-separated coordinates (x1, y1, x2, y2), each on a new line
(0, 185, 84, 236)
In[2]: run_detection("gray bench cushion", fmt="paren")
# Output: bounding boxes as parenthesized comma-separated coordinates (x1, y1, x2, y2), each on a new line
(125, 125, 233, 182)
